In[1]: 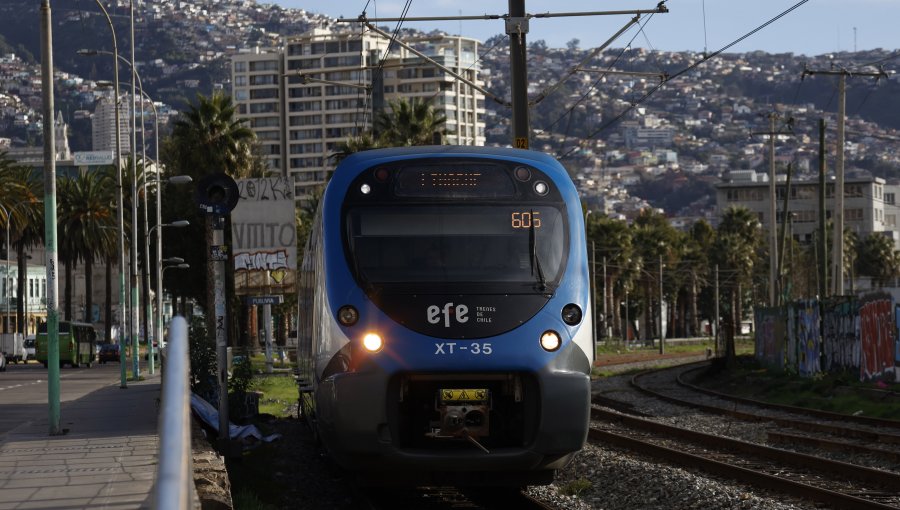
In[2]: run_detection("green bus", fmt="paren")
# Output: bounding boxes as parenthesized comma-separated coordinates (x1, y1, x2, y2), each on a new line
(36, 321, 98, 368)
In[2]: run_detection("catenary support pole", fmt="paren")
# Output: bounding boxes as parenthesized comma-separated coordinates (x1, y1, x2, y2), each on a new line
(508, 0, 530, 149)
(40, 0, 61, 435)
(818, 119, 827, 299)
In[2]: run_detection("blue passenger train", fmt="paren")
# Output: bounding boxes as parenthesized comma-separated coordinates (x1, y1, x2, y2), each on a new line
(297, 146, 593, 486)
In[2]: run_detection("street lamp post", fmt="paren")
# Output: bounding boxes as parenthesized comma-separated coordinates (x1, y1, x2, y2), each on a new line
(147, 222, 189, 367)
(85, 1, 127, 390)
(160, 262, 189, 336)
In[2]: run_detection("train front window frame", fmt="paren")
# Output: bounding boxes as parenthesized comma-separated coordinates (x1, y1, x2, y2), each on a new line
(344, 204, 568, 291)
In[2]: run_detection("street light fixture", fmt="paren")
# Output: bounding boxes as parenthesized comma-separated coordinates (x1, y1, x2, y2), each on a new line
(160, 262, 189, 338)
(147, 174, 192, 370)
(84, 0, 127, 390)
(145, 220, 189, 370)
(82, 49, 145, 381)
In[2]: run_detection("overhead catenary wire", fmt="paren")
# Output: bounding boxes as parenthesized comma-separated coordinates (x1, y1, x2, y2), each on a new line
(558, 0, 811, 160)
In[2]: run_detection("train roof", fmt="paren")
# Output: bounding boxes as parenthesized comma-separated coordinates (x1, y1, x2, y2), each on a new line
(336, 146, 564, 172)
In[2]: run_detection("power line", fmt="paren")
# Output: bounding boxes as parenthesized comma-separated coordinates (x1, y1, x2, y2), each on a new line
(558, 0, 811, 160)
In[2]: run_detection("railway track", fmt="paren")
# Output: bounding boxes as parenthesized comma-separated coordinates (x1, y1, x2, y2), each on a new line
(357, 485, 556, 509)
(590, 407, 900, 509)
(629, 363, 900, 466)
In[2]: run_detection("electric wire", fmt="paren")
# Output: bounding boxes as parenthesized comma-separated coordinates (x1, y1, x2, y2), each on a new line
(558, 0, 811, 160)
(550, 14, 656, 156)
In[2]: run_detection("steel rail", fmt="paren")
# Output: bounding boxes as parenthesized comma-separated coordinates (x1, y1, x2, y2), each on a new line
(591, 409, 900, 510)
(676, 365, 900, 431)
(631, 368, 900, 444)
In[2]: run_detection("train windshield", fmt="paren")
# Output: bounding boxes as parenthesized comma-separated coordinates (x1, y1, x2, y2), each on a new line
(345, 205, 567, 290)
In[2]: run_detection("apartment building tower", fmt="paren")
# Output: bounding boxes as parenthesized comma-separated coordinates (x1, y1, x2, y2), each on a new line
(91, 92, 132, 154)
(231, 28, 486, 198)
(715, 169, 892, 245)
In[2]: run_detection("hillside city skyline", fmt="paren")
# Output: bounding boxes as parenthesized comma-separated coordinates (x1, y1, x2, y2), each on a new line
(272, 0, 900, 56)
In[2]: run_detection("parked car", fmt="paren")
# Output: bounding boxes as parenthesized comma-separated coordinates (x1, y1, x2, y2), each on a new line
(98, 342, 120, 363)
(24, 336, 36, 359)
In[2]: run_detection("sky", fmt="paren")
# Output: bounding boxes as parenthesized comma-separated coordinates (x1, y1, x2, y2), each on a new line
(269, 0, 899, 57)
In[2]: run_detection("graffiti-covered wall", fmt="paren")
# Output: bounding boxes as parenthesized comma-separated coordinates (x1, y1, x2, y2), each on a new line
(858, 294, 895, 381)
(754, 307, 785, 369)
(754, 294, 899, 382)
(793, 300, 821, 377)
(821, 297, 858, 374)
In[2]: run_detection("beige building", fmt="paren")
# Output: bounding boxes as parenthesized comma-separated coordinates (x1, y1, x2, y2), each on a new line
(231, 28, 486, 198)
(716, 169, 890, 245)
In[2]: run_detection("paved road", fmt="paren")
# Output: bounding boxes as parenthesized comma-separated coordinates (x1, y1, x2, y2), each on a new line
(0, 362, 129, 437)
(0, 361, 161, 509)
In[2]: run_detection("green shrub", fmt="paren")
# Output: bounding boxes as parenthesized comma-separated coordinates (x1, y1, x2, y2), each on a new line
(559, 477, 592, 496)
(188, 317, 217, 399)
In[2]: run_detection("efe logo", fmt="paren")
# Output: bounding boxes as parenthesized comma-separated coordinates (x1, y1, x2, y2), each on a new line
(427, 303, 469, 328)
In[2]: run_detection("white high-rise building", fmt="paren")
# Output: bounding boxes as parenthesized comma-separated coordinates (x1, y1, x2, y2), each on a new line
(232, 28, 486, 199)
(92, 92, 131, 154)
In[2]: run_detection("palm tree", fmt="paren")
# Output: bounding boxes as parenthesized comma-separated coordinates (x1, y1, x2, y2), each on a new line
(58, 171, 117, 324)
(685, 220, 715, 337)
(169, 91, 258, 342)
(2, 166, 43, 335)
(712, 206, 761, 365)
(585, 214, 632, 341)
(375, 97, 448, 147)
(855, 233, 900, 288)
(631, 210, 681, 344)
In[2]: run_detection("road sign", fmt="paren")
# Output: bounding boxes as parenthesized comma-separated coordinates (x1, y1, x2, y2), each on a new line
(247, 295, 284, 306)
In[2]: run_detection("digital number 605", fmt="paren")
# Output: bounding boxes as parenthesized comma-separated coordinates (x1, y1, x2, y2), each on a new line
(511, 211, 541, 229)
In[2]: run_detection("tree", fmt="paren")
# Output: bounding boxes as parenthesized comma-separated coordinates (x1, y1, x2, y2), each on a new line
(855, 232, 900, 288)
(585, 214, 632, 341)
(1, 164, 42, 335)
(631, 209, 682, 344)
(58, 171, 116, 324)
(712, 206, 761, 365)
(375, 97, 447, 147)
(167, 91, 259, 344)
(684, 220, 715, 337)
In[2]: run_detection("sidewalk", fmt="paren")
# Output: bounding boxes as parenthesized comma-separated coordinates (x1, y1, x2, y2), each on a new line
(0, 374, 161, 510)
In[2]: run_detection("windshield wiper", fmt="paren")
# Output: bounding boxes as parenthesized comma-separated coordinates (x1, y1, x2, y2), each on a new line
(528, 209, 547, 292)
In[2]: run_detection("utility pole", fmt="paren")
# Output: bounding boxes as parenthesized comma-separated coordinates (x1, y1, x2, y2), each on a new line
(40, 0, 61, 435)
(658, 253, 664, 355)
(349, 3, 668, 148)
(751, 112, 793, 306)
(802, 65, 889, 296)
(714, 264, 720, 358)
(818, 119, 828, 299)
(508, 0, 529, 149)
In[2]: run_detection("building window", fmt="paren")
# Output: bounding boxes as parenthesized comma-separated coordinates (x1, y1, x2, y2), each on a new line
(886, 192, 895, 205)
(846, 208, 864, 221)
(235, 76, 248, 87)
(250, 102, 278, 114)
(234, 61, 247, 73)
(251, 117, 279, 128)
(250, 88, 279, 100)
(289, 115, 323, 126)
(235, 89, 249, 101)
(289, 101, 322, 112)
(249, 60, 278, 72)
(249, 75, 277, 85)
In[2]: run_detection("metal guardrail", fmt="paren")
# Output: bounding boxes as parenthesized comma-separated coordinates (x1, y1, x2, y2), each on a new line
(152, 316, 195, 510)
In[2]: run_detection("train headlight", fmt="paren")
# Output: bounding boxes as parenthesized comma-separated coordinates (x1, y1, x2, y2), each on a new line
(561, 304, 583, 325)
(337, 305, 359, 326)
(534, 181, 549, 196)
(362, 333, 384, 353)
(540, 330, 562, 352)
(360, 183, 372, 195)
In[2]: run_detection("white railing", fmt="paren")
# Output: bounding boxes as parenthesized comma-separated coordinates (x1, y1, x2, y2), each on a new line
(152, 316, 196, 510)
